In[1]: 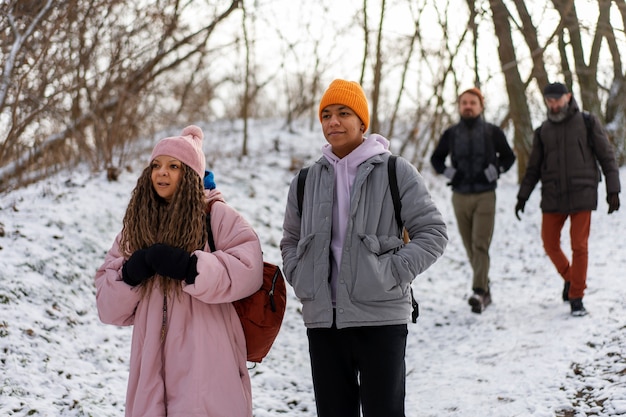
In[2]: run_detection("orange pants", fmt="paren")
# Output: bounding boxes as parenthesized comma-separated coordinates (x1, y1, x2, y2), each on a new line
(541, 211, 591, 299)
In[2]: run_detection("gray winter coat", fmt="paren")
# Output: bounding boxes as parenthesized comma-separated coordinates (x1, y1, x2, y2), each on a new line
(280, 153, 448, 329)
(517, 97, 621, 213)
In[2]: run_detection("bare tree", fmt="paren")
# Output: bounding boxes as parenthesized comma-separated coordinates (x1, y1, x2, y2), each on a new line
(386, 10, 422, 141)
(467, 0, 481, 87)
(485, 0, 626, 170)
(550, 0, 625, 163)
(396, 0, 473, 170)
(2, 0, 625, 193)
(0, 0, 70, 186)
(0, 0, 242, 190)
(605, 0, 626, 163)
(487, 0, 534, 177)
(360, 0, 369, 85)
(369, 0, 386, 135)
(241, 0, 252, 157)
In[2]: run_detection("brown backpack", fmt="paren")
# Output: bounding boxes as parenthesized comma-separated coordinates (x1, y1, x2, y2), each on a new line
(205, 212, 286, 363)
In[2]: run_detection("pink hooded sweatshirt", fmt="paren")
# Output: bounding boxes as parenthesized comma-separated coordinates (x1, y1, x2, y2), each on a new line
(95, 190, 264, 417)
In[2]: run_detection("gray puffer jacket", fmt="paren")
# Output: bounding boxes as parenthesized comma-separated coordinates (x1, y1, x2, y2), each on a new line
(280, 153, 448, 329)
(518, 96, 621, 213)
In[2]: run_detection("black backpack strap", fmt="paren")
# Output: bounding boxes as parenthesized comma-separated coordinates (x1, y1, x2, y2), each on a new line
(483, 123, 495, 168)
(205, 212, 216, 252)
(387, 155, 403, 232)
(388, 155, 419, 323)
(296, 166, 310, 216)
(582, 111, 595, 151)
(582, 111, 602, 181)
(410, 287, 419, 323)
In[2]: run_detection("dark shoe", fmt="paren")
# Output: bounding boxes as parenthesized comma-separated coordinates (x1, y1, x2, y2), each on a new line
(468, 290, 492, 314)
(562, 281, 570, 302)
(570, 298, 587, 317)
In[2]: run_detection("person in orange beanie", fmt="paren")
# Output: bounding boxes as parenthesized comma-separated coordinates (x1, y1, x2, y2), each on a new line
(281, 79, 448, 416)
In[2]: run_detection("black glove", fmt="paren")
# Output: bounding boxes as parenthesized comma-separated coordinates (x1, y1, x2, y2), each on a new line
(607, 193, 620, 214)
(145, 244, 198, 284)
(515, 198, 526, 221)
(447, 170, 464, 188)
(122, 248, 154, 287)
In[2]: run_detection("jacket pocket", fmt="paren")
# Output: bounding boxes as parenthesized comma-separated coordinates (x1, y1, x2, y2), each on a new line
(351, 234, 407, 302)
(570, 175, 597, 189)
(291, 233, 320, 301)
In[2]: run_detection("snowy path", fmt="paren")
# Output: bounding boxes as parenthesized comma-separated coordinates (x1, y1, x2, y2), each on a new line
(0, 121, 624, 416)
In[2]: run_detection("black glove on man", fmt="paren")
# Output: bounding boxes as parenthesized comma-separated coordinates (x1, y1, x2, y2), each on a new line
(607, 193, 620, 214)
(145, 244, 198, 284)
(515, 198, 526, 221)
(122, 248, 154, 287)
(447, 170, 464, 188)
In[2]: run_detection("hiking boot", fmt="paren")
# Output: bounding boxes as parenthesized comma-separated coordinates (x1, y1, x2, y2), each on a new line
(468, 290, 492, 314)
(570, 298, 587, 317)
(562, 281, 570, 302)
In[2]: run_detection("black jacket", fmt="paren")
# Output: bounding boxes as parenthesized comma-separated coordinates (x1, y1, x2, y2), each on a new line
(517, 96, 621, 213)
(431, 117, 516, 194)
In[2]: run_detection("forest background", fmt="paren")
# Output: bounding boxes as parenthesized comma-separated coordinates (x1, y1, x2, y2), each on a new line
(1, 0, 626, 191)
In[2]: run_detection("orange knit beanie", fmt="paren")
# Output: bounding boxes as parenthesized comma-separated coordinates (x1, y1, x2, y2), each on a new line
(318, 79, 370, 131)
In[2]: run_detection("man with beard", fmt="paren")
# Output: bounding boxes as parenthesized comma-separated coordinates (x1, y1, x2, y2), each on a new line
(515, 82, 621, 317)
(431, 87, 516, 314)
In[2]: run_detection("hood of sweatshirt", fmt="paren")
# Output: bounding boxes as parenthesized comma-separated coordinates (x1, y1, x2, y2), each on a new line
(322, 133, 391, 215)
(322, 133, 390, 167)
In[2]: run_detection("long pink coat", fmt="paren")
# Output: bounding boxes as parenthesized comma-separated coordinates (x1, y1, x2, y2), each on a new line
(95, 199, 263, 417)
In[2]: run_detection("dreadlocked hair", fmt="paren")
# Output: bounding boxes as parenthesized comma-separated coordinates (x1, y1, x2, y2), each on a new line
(120, 164, 208, 298)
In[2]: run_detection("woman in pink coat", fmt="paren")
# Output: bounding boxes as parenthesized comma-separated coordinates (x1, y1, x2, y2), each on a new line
(95, 125, 263, 417)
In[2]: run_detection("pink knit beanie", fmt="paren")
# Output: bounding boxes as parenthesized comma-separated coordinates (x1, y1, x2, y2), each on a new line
(150, 125, 206, 178)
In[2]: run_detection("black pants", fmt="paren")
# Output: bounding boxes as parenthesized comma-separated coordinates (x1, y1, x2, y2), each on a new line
(307, 322, 408, 417)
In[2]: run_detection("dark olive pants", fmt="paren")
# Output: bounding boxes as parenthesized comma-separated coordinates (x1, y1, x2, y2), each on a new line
(451, 190, 496, 292)
(307, 322, 407, 417)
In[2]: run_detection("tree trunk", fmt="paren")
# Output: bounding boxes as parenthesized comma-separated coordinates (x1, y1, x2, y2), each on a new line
(488, 0, 534, 181)
(370, 0, 386, 135)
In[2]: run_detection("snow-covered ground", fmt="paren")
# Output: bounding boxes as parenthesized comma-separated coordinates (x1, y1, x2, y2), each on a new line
(1, 119, 625, 416)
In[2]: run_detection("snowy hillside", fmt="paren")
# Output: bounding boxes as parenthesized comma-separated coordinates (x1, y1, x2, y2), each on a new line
(1, 119, 625, 416)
